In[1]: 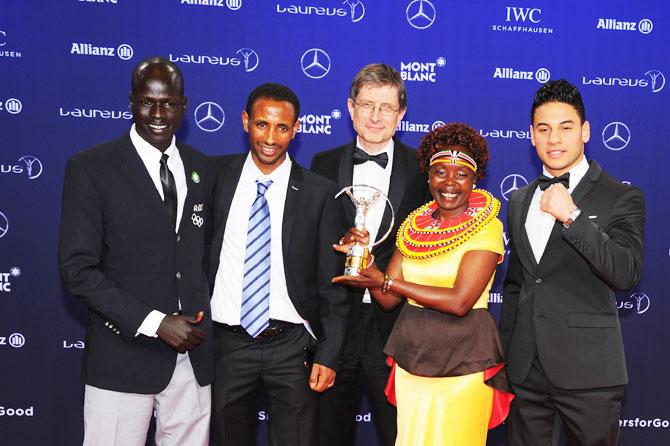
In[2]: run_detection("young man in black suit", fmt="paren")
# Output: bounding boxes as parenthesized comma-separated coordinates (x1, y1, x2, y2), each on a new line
(208, 83, 348, 446)
(500, 79, 645, 445)
(59, 57, 215, 445)
(311, 64, 428, 446)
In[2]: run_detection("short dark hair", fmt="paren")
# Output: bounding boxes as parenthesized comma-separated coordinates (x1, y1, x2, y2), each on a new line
(531, 79, 586, 124)
(131, 56, 184, 97)
(418, 123, 489, 182)
(349, 63, 407, 110)
(245, 83, 300, 123)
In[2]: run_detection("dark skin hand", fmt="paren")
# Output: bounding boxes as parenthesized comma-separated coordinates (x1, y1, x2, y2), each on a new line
(156, 311, 205, 353)
(333, 230, 499, 316)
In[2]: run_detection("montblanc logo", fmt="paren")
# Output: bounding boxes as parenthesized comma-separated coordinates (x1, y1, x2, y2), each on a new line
(276, 1, 365, 23)
(0, 266, 21, 293)
(480, 128, 530, 139)
(0, 30, 23, 58)
(397, 119, 445, 133)
(494, 67, 550, 83)
(492, 6, 554, 34)
(297, 109, 342, 135)
(582, 70, 665, 94)
(59, 107, 133, 120)
(70, 43, 134, 60)
(400, 57, 446, 83)
(596, 18, 653, 34)
(180, 0, 243, 8)
(169, 48, 260, 72)
(1, 156, 43, 180)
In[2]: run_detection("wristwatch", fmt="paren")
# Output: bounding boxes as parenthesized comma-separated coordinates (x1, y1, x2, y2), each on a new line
(563, 207, 582, 229)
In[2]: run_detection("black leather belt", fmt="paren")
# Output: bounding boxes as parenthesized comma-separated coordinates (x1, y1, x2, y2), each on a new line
(213, 320, 300, 339)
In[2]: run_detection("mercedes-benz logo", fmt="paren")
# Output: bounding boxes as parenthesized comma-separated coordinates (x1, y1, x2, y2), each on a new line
(343, 0, 365, 23)
(602, 122, 630, 151)
(236, 48, 259, 72)
(301, 48, 331, 79)
(645, 69, 665, 93)
(500, 174, 528, 201)
(194, 102, 225, 132)
(406, 0, 436, 30)
(535, 68, 551, 84)
(431, 120, 445, 130)
(19, 155, 43, 179)
(0, 211, 8, 239)
(117, 44, 134, 61)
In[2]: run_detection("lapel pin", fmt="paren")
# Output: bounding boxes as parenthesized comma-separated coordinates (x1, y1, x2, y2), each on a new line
(191, 171, 200, 183)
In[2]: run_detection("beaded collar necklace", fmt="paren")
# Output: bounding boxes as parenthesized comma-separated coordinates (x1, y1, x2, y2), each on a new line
(396, 189, 500, 259)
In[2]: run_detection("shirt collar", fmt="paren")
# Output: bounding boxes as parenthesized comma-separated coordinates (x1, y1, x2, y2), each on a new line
(541, 156, 589, 192)
(129, 123, 178, 161)
(242, 151, 292, 184)
(355, 137, 395, 157)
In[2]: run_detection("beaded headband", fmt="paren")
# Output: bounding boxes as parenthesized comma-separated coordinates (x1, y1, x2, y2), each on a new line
(429, 149, 478, 172)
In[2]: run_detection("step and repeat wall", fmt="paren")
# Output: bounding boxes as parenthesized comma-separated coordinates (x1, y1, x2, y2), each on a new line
(1, 1, 668, 444)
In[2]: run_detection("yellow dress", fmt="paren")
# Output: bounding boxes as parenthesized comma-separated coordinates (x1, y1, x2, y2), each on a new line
(385, 217, 506, 446)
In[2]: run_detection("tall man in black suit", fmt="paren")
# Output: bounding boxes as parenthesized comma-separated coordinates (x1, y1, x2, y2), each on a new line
(311, 63, 427, 446)
(208, 83, 348, 446)
(59, 57, 215, 445)
(500, 79, 645, 445)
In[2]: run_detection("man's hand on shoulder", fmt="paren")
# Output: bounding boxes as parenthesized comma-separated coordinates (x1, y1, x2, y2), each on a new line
(156, 311, 205, 353)
(309, 363, 336, 393)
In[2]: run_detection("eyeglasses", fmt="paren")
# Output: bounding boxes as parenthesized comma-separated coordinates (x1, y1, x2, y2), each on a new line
(353, 100, 400, 117)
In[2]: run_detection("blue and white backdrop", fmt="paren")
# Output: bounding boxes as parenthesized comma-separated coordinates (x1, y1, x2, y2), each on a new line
(1, 1, 668, 444)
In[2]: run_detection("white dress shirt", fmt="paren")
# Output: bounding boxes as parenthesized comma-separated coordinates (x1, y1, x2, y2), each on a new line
(352, 138, 394, 303)
(211, 153, 312, 334)
(129, 124, 187, 337)
(525, 156, 589, 263)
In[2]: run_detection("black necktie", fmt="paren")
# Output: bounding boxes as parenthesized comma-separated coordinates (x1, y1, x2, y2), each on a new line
(538, 172, 570, 191)
(160, 153, 177, 226)
(352, 147, 389, 169)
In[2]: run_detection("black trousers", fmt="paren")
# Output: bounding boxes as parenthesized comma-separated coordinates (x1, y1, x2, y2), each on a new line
(318, 303, 396, 446)
(507, 355, 624, 446)
(212, 323, 318, 446)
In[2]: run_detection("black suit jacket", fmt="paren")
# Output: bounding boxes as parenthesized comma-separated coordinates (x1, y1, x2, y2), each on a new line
(207, 154, 349, 370)
(310, 138, 428, 343)
(500, 160, 645, 389)
(59, 132, 216, 394)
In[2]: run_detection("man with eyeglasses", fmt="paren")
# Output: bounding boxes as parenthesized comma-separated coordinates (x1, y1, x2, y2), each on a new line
(311, 63, 428, 446)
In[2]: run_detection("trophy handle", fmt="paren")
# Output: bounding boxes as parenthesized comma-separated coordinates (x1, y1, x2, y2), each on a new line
(334, 184, 396, 250)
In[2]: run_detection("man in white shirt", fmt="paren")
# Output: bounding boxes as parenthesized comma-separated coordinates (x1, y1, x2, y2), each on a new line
(59, 57, 215, 445)
(311, 64, 428, 446)
(208, 83, 348, 445)
(500, 79, 645, 445)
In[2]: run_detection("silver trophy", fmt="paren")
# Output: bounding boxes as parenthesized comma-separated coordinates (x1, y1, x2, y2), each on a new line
(335, 184, 395, 276)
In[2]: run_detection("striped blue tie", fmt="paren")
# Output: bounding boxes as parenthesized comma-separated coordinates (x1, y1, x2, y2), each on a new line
(240, 180, 273, 337)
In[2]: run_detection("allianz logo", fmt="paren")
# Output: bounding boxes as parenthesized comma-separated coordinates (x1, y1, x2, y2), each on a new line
(181, 0, 227, 6)
(596, 18, 653, 34)
(70, 43, 133, 60)
(494, 67, 550, 83)
(480, 128, 530, 139)
(169, 54, 241, 66)
(59, 107, 132, 120)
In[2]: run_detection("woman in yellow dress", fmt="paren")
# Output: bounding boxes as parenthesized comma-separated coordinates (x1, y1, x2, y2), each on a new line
(334, 123, 514, 445)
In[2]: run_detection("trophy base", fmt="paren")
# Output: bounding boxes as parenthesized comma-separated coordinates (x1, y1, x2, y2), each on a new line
(344, 245, 370, 276)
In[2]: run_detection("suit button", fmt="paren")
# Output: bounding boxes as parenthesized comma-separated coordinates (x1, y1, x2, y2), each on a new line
(176, 272, 182, 280)
(176, 235, 181, 242)
(535, 278, 543, 284)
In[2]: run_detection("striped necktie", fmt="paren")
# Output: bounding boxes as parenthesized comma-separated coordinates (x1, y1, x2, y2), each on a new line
(240, 180, 273, 337)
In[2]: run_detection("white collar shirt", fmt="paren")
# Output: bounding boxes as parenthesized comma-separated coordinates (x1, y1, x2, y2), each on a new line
(525, 156, 589, 263)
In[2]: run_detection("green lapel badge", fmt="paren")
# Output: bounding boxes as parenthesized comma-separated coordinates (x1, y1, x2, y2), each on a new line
(191, 171, 200, 183)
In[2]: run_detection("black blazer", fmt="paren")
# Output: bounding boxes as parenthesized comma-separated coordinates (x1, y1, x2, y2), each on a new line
(500, 160, 645, 389)
(310, 138, 428, 343)
(59, 132, 216, 394)
(207, 154, 349, 370)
